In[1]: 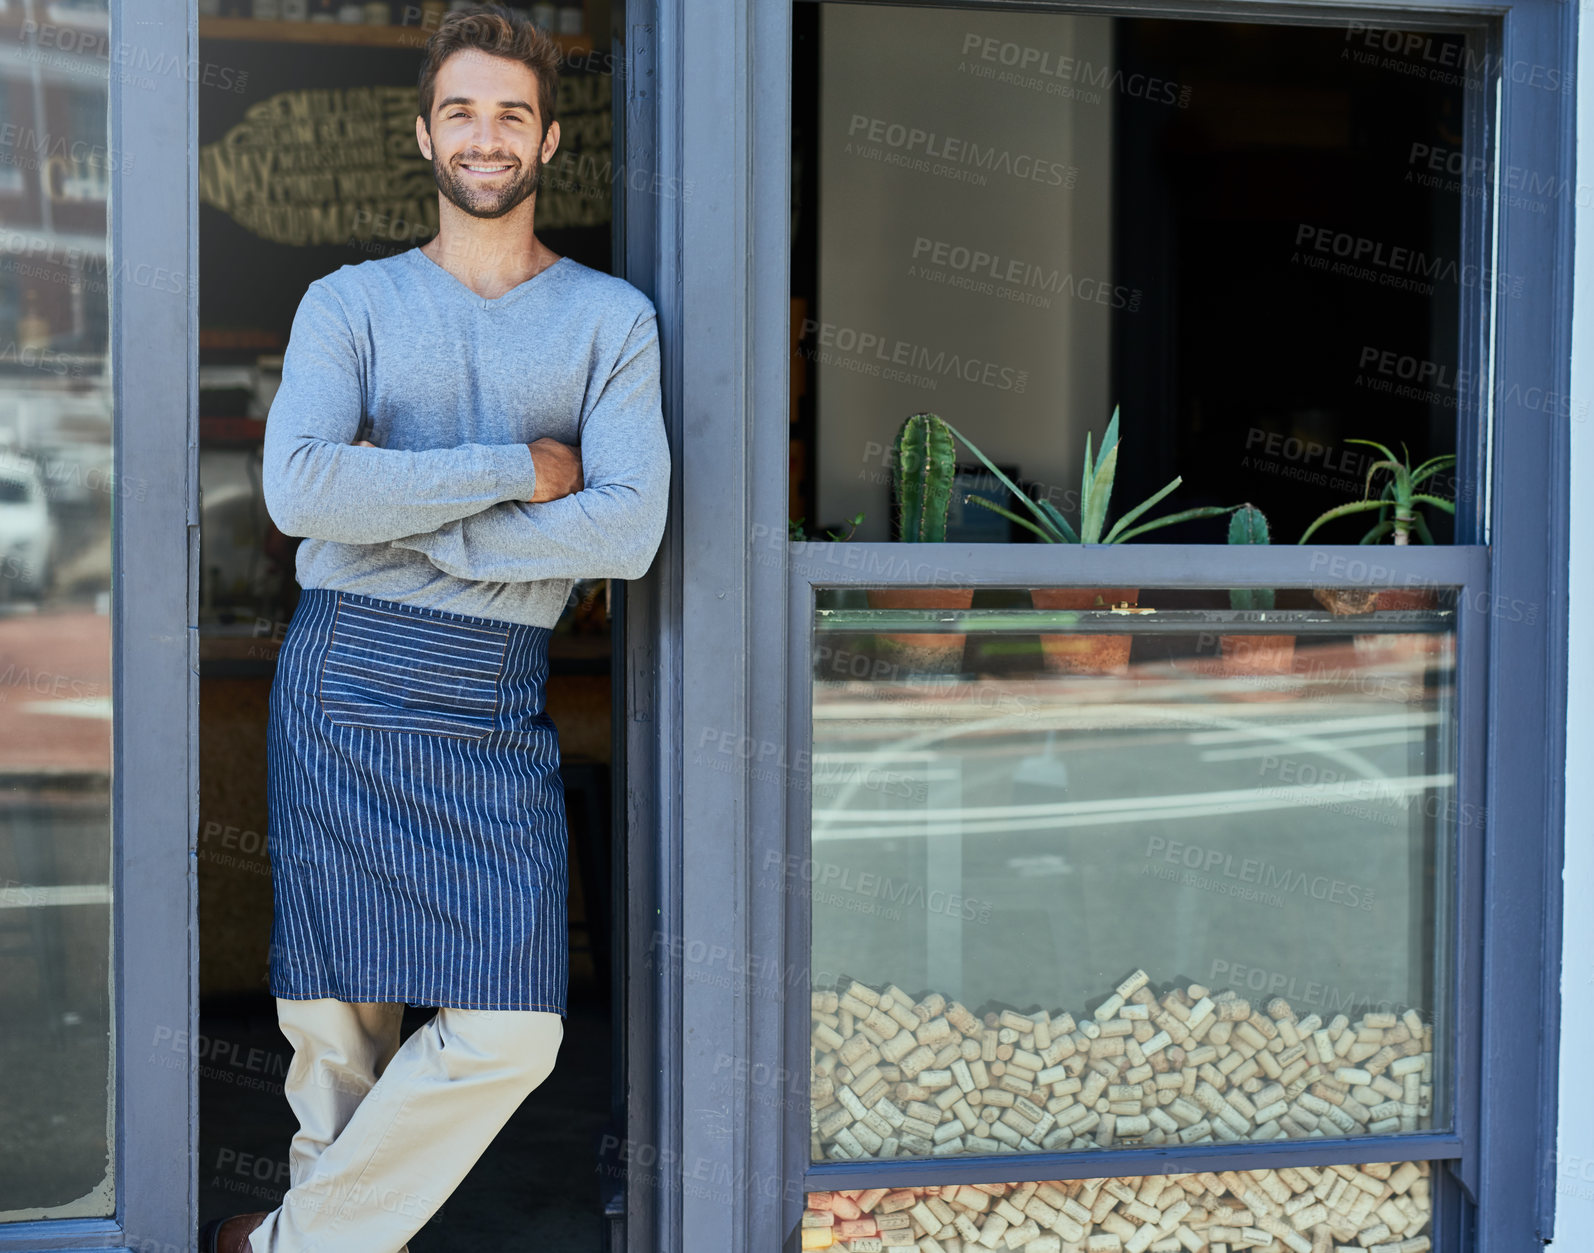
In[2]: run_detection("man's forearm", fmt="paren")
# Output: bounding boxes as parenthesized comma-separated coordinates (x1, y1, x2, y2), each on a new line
(263, 436, 541, 545)
(390, 308, 669, 583)
(390, 470, 668, 582)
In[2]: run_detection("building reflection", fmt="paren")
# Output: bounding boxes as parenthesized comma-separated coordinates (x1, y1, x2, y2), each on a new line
(0, 0, 115, 1223)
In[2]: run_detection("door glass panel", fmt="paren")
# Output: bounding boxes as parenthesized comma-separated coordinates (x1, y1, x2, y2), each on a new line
(0, 0, 115, 1221)
(805, 588, 1455, 1162)
(801, 1161, 1435, 1250)
(790, 7, 1480, 545)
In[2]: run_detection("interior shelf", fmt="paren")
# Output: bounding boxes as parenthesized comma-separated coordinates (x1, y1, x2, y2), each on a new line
(199, 18, 592, 55)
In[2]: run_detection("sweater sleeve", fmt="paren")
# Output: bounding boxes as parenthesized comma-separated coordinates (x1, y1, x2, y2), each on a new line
(262, 280, 541, 545)
(388, 309, 670, 582)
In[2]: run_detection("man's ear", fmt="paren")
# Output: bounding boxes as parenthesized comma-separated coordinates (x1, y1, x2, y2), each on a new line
(415, 114, 432, 161)
(541, 118, 560, 165)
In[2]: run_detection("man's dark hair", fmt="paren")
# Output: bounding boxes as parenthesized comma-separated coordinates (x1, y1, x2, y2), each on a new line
(418, 4, 561, 137)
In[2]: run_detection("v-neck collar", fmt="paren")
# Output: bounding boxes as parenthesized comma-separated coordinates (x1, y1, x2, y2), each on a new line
(407, 244, 569, 308)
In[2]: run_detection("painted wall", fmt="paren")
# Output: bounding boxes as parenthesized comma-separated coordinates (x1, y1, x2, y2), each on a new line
(815, 6, 1115, 540)
(1550, 11, 1593, 1248)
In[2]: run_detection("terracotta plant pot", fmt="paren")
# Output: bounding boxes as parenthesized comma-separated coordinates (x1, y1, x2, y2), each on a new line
(1029, 587, 1137, 675)
(1314, 587, 1442, 663)
(865, 587, 974, 675)
(1357, 588, 1442, 663)
(1370, 588, 1440, 612)
(1219, 633, 1296, 675)
(1312, 587, 1382, 616)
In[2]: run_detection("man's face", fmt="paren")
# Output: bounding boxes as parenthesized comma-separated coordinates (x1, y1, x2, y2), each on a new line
(416, 49, 560, 220)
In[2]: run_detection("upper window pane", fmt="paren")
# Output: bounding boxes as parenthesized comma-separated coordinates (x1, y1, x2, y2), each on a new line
(790, 9, 1481, 545)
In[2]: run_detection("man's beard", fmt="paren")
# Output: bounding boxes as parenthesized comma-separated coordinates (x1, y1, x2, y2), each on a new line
(431, 146, 542, 219)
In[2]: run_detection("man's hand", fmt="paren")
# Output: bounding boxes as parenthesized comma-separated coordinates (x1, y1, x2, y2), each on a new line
(355, 436, 581, 503)
(527, 437, 583, 503)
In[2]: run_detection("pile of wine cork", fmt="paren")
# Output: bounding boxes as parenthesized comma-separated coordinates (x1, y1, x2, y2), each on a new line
(811, 971, 1432, 1161)
(801, 1161, 1432, 1252)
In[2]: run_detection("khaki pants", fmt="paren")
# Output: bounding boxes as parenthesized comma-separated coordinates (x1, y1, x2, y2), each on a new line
(247, 997, 564, 1253)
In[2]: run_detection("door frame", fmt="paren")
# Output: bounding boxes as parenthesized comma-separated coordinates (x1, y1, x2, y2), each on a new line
(116, 1, 201, 1249)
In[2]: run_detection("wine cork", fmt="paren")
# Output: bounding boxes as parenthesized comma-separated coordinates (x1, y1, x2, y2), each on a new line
(812, 972, 1431, 1163)
(800, 1162, 1430, 1253)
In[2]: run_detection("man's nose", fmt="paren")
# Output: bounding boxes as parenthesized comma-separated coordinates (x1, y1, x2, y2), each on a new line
(468, 119, 510, 153)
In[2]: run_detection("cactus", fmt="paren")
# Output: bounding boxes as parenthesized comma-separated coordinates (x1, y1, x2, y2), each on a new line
(1228, 503, 1275, 611)
(1228, 502, 1269, 546)
(890, 412, 957, 542)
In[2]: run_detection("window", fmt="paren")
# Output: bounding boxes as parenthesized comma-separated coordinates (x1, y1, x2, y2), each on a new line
(0, 1, 114, 1224)
(782, 3, 1505, 1245)
(807, 589, 1455, 1163)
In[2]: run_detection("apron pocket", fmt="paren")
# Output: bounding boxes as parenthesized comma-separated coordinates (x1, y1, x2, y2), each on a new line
(317, 596, 510, 739)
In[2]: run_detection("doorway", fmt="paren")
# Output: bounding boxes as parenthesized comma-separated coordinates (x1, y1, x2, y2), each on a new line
(193, 8, 625, 1249)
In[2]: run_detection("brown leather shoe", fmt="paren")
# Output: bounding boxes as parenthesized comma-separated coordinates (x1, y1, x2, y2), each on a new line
(199, 1211, 267, 1253)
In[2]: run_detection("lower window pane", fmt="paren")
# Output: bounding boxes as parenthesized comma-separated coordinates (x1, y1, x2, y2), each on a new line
(802, 1161, 1434, 1251)
(807, 588, 1455, 1162)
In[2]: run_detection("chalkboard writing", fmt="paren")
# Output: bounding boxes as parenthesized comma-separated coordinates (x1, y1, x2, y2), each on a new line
(201, 75, 613, 247)
(201, 86, 434, 246)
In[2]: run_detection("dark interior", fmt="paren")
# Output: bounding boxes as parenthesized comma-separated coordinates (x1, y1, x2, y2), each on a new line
(790, 10, 1470, 545)
(196, 19, 622, 1250)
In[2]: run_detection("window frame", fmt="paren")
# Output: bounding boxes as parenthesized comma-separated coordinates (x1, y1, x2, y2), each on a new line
(629, 0, 1573, 1247)
(787, 544, 1487, 1242)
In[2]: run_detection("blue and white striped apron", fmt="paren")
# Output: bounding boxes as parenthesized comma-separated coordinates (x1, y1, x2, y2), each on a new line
(265, 587, 568, 1014)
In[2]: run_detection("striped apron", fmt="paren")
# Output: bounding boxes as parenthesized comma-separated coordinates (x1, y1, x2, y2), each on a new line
(265, 587, 568, 1014)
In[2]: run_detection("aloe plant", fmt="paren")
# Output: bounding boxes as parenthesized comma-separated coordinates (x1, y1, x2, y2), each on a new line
(1297, 440, 1455, 545)
(1227, 504, 1274, 612)
(942, 406, 1237, 543)
(890, 412, 957, 542)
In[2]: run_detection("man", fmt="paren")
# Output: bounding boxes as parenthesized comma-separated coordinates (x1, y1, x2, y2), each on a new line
(201, 7, 669, 1250)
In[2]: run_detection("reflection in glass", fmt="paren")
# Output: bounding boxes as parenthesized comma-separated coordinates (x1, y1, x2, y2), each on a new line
(806, 589, 1453, 1161)
(0, 0, 114, 1222)
(801, 1162, 1434, 1250)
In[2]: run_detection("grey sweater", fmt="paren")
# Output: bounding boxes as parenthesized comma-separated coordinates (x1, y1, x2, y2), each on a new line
(261, 247, 670, 627)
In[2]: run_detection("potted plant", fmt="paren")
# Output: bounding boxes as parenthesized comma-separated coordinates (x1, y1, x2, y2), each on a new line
(1298, 440, 1455, 660)
(1300, 443, 1453, 618)
(946, 407, 1239, 674)
(1297, 440, 1455, 549)
(868, 413, 973, 674)
(1220, 504, 1294, 675)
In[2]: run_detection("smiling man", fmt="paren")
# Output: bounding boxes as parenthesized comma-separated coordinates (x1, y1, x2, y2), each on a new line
(199, 7, 669, 1252)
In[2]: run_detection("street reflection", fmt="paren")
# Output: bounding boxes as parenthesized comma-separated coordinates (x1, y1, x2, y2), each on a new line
(0, 0, 114, 1223)
(809, 609, 1454, 1161)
